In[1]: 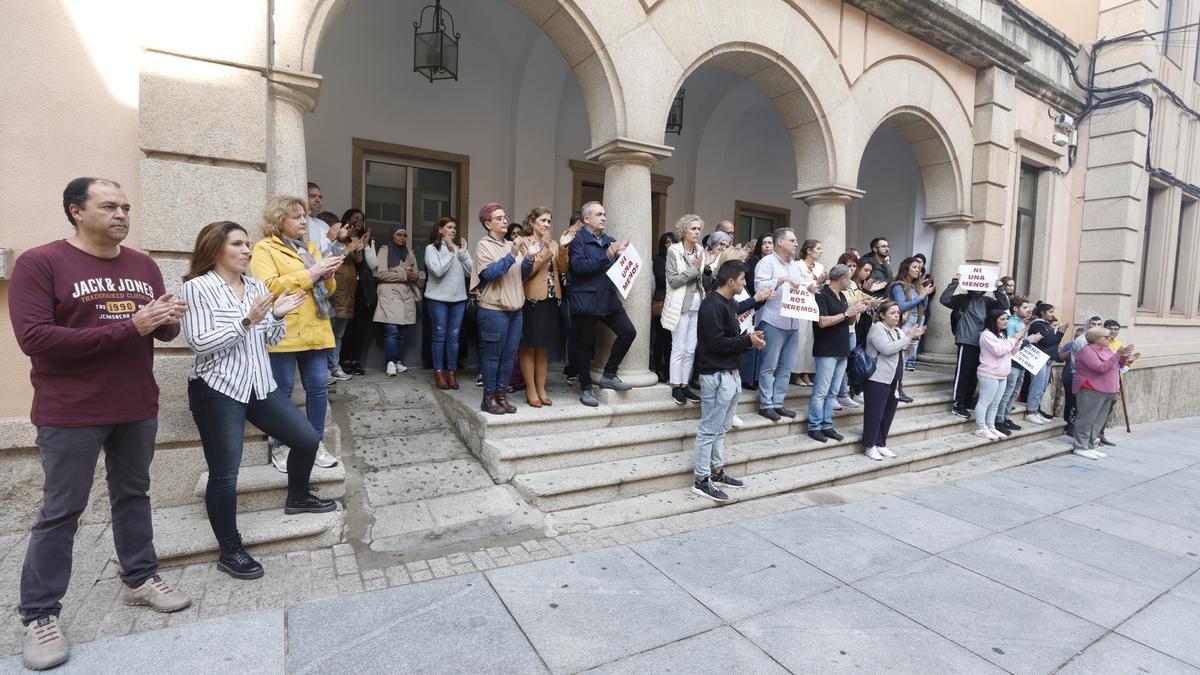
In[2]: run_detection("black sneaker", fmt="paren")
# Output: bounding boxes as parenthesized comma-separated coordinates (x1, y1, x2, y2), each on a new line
(711, 471, 744, 488)
(822, 428, 845, 442)
(475, 374, 484, 387)
(952, 405, 971, 419)
(808, 430, 828, 443)
(284, 493, 337, 514)
(994, 425, 1012, 437)
(1039, 409, 1055, 419)
(776, 407, 797, 418)
(758, 408, 781, 422)
(691, 478, 729, 502)
(672, 388, 688, 406)
(1004, 419, 1022, 431)
(682, 387, 701, 403)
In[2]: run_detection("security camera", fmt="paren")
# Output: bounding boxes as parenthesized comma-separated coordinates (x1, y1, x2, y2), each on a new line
(1052, 132, 1070, 147)
(1053, 113, 1074, 129)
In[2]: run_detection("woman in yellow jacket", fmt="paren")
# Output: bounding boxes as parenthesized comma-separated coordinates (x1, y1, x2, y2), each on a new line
(250, 196, 342, 473)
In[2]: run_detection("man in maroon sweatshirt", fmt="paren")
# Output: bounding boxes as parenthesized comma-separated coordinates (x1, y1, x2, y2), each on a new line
(8, 178, 193, 670)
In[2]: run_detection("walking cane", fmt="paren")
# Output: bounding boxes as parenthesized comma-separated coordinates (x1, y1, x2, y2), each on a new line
(1118, 373, 1131, 433)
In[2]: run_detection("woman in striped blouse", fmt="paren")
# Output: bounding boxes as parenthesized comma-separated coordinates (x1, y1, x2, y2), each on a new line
(181, 221, 336, 581)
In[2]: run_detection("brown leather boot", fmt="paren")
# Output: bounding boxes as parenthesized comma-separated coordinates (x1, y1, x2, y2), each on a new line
(483, 392, 507, 415)
(447, 371, 459, 389)
(497, 392, 517, 414)
(434, 371, 449, 390)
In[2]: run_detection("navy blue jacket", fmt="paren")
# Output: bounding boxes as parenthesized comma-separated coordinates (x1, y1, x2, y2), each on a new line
(567, 227, 622, 316)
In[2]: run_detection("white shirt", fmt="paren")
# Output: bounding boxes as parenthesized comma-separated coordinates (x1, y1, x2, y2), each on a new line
(180, 271, 286, 403)
(307, 216, 346, 257)
(754, 252, 802, 331)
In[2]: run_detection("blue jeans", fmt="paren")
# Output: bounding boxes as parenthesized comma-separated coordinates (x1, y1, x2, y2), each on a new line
(809, 356, 847, 431)
(268, 350, 328, 445)
(1024, 359, 1052, 414)
(478, 307, 523, 393)
(427, 299, 466, 372)
(975, 376, 1006, 430)
(188, 379, 318, 543)
(382, 323, 411, 364)
(758, 322, 798, 409)
(838, 332, 856, 398)
(902, 315, 920, 368)
(328, 318, 349, 368)
(694, 371, 741, 479)
(997, 366, 1026, 422)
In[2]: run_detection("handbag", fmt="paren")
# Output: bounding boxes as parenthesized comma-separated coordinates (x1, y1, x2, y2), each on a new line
(847, 345, 878, 386)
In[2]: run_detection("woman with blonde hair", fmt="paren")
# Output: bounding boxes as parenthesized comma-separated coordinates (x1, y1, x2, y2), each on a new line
(663, 214, 720, 406)
(791, 238, 825, 386)
(517, 207, 575, 407)
(250, 196, 342, 474)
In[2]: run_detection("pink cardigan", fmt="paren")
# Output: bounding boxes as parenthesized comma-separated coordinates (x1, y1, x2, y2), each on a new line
(1073, 343, 1127, 394)
(977, 330, 1021, 379)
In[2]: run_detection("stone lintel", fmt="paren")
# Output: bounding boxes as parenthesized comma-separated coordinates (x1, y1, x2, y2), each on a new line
(585, 138, 673, 167)
(923, 213, 975, 230)
(790, 185, 866, 205)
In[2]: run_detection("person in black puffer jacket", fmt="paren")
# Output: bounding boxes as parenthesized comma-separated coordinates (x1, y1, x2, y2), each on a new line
(939, 273, 1010, 417)
(1020, 301, 1064, 425)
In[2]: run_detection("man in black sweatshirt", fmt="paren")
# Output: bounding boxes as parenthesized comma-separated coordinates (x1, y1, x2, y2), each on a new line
(692, 260, 766, 502)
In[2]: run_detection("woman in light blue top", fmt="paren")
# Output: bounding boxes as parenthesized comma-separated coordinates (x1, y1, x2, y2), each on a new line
(890, 256, 933, 402)
(424, 216, 471, 390)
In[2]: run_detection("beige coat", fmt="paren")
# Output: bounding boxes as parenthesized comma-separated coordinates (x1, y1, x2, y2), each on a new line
(374, 246, 421, 325)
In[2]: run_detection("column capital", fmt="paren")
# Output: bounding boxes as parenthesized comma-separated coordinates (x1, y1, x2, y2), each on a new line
(791, 184, 865, 206)
(268, 68, 323, 113)
(585, 137, 673, 168)
(923, 212, 975, 230)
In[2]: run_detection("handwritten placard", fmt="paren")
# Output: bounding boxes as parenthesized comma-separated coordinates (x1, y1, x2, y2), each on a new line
(606, 243, 642, 299)
(734, 290, 754, 333)
(1013, 343, 1050, 375)
(957, 264, 1000, 292)
(779, 286, 819, 322)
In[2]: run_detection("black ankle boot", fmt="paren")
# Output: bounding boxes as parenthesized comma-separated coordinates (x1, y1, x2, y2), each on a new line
(897, 384, 914, 404)
(217, 533, 264, 580)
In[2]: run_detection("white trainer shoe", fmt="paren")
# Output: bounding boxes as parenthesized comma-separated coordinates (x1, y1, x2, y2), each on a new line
(832, 399, 844, 411)
(877, 446, 896, 458)
(1090, 448, 1107, 458)
(837, 396, 861, 409)
(730, 415, 745, 428)
(974, 429, 998, 441)
(314, 442, 339, 468)
(394, 362, 409, 374)
(386, 361, 398, 377)
(1025, 413, 1046, 425)
(270, 445, 290, 473)
(865, 447, 883, 461)
(1072, 448, 1101, 460)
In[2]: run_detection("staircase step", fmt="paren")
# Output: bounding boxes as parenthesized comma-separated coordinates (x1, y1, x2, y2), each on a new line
(542, 421, 1068, 534)
(153, 502, 344, 565)
(194, 464, 346, 513)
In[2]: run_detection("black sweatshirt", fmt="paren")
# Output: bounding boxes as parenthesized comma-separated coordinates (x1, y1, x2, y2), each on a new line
(696, 291, 753, 374)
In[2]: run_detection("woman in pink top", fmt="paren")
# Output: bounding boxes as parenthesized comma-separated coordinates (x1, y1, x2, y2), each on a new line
(1071, 326, 1136, 459)
(975, 309, 1026, 440)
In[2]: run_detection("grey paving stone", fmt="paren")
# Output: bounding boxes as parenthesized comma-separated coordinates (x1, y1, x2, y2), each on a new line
(832, 496, 991, 553)
(1087, 450, 1198, 479)
(899, 483, 1044, 531)
(939, 533, 1162, 628)
(362, 459, 494, 506)
(630, 523, 841, 623)
(1117, 593, 1200, 668)
(583, 626, 786, 674)
(1000, 461, 1144, 501)
(486, 546, 721, 673)
(742, 507, 928, 582)
(734, 585, 1004, 674)
(286, 573, 545, 675)
(854, 557, 1104, 673)
(1099, 489, 1200, 533)
(347, 408, 447, 440)
(0, 610, 284, 674)
(378, 384, 438, 408)
(1056, 502, 1200, 559)
(1057, 632, 1200, 674)
(354, 431, 468, 469)
(948, 472, 1085, 514)
(1005, 517, 1200, 590)
(1172, 571, 1200, 605)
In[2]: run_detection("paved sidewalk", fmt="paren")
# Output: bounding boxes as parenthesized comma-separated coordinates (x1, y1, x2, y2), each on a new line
(4, 418, 1200, 673)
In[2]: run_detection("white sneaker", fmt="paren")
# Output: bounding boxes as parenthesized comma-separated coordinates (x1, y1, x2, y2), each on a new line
(1025, 413, 1046, 425)
(832, 399, 844, 411)
(314, 442, 339, 468)
(877, 446, 896, 458)
(1090, 449, 1107, 458)
(865, 446, 883, 461)
(730, 415, 745, 428)
(837, 396, 861, 409)
(852, 395, 864, 405)
(394, 362, 409, 374)
(974, 429, 997, 441)
(386, 361, 398, 377)
(1073, 448, 1101, 460)
(270, 445, 290, 473)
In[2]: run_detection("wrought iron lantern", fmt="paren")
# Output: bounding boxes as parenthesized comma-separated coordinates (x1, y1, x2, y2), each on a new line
(413, 1, 460, 82)
(666, 89, 685, 134)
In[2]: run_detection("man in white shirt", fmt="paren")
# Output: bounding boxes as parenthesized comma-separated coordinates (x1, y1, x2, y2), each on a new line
(306, 182, 345, 256)
(754, 227, 810, 421)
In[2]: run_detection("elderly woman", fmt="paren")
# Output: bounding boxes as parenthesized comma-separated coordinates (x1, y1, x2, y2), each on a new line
(1071, 326, 1136, 459)
(662, 215, 722, 405)
(471, 202, 525, 415)
(375, 226, 421, 376)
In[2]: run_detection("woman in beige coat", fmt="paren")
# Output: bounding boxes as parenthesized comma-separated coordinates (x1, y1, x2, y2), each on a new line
(374, 225, 421, 375)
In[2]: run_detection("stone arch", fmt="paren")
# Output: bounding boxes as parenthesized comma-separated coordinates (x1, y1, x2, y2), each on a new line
(846, 58, 973, 217)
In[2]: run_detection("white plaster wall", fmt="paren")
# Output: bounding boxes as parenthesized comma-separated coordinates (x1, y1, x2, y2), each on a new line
(847, 124, 930, 259)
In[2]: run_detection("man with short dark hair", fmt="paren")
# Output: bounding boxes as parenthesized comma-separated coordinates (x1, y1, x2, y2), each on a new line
(808, 265, 867, 443)
(859, 238, 892, 296)
(9, 178, 193, 670)
(691, 260, 765, 501)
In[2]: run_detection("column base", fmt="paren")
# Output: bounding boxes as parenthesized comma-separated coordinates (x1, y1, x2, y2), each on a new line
(917, 352, 959, 366)
(588, 367, 661, 388)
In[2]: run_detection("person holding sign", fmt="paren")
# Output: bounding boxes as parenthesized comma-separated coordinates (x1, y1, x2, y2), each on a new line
(470, 202, 525, 416)
(791, 239, 826, 387)
(662, 215, 719, 406)
(939, 271, 1010, 418)
(1020, 302, 1064, 425)
(862, 301, 926, 460)
(566, 201, 636, 407)
(807, 265, 868, 443)
(753, 228, 810, 421)
(994, 297, 1042, 435)
(975, 309, 1028, 440)
(1071, 327, 1134, 459)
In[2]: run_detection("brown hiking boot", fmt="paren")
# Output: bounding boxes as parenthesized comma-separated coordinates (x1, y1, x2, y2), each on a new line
(22, 615, 68, 670)
(446, 371, 459, 389)
(482, 392, 506, 415)
(122, 574, 192, 613)
(434, 371, 449, 390)
(496, 392, 517, 414)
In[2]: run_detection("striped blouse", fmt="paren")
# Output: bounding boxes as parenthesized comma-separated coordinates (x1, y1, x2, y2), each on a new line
(180, 271, 286, 403)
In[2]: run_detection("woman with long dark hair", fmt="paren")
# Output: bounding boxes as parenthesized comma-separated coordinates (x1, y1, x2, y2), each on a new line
(424, 217, 471, 390)
(517, 207, 573, 406)
(336, 209, 376, 375)
(975, 308, 1025, 440)
(745, 234, 773, 289)
(651, 230, 678, 383)
(791, 238, 825, 386)
(185, 221, 335, 579)
(374, 225, 422, 375)
(1022, 301, 1064, 425)
(890, 256, 933, 402)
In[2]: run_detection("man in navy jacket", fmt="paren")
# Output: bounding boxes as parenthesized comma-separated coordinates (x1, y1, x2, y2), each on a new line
(567, 201, 636, 406)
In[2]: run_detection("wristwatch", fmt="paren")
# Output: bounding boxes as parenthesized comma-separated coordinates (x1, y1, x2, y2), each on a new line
(241, 317, 252, 329)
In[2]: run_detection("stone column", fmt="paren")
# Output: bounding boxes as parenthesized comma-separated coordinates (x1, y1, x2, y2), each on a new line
(968, 66, 1015, 267)
(267, 69, 322, 199)
(792, 185, 865, 259)
(584, 138, 673, 388)
(924, 214, 973, 356)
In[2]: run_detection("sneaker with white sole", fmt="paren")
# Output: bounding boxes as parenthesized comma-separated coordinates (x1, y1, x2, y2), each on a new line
(270, 445, 290, 473)
(386, 361, 398, 377)
(730, 415, 745, 428)
(329, 366, 352, 381)
(837, 396, 861, 409)
(1025, 413, 1046, 425)
(22, 615, 68, 671)
(877, 446, 896, 458)
(1073, 448, 1102, 460)
(691, 477, 729, 502)
(394, 362, 409, 373)
(865, 447, 883, 461)
(974, 429, 998, 441)
(122, 575, 192, 613)
(314, 442, 338, 468)
(1090, 448, 1107, 458)
(832, 399, 843, 411)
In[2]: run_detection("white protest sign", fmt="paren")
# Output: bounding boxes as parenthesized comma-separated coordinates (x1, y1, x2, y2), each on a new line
(779, 285, 819, 322)
(1013, 343, 1050, 375)
(734, 290, 754, 333)
(957, 264, 1001, 292)
(606, 243, 643, 300)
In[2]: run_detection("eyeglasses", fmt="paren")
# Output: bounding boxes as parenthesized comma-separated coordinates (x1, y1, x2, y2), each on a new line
(491, 215, 509, 222)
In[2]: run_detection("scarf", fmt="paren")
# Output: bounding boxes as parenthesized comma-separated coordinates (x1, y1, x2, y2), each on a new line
(284, 236, 331, 319)
(387, 225, 410, 268)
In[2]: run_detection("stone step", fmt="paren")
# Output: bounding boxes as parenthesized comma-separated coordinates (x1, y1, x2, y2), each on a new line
(513, 408, 996, 512)
(153, 502, 344, 565)
(542, 421, 1070, 534)
(484, 390, 957, 480)
(193, 464, 346, 513)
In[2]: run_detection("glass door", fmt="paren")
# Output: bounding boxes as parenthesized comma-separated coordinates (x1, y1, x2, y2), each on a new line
(364, 157, 455, 269)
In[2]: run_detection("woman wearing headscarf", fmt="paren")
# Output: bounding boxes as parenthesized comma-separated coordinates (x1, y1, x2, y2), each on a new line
(471, 202, 526, 415)
(374, 225, 421, 376)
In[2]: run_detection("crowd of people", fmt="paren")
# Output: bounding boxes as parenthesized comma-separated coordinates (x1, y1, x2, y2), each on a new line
(7, 177, 1141, 670)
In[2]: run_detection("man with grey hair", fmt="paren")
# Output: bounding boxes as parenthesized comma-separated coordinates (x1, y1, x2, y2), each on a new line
(808, 264, 867, 443)
(754, 227, 805, 421)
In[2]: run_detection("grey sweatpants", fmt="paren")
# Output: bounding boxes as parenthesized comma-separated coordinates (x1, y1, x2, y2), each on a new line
(19, 419, 160, 622)
(1072, 388, 1116, 452)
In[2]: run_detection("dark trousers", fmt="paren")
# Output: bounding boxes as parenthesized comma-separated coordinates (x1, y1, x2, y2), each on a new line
(559, 297, 577, 377)
(650, 314, 671, 380)
(20, 419, 160, 621)
(861, 376, 900, 447)
(1062, 369, 1077, 424)
(952, 344, 981, 409)
(339, 299, 374, 365)
(188, 379, 319, 544)
(572, 309, 636, 388)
